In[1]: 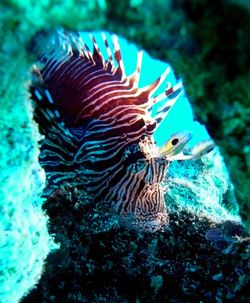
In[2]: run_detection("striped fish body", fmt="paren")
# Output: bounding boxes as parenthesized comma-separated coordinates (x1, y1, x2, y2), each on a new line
(31, 31, 213, 231)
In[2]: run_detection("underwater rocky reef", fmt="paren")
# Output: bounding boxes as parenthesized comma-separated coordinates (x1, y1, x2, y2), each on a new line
(1, 0, 249, 303)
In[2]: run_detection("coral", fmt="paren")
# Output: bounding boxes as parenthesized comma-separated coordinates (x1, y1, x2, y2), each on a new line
(22, 32, 248, 303)
(1, 0, 249, 302)
(0, 1, 106, 302)
(105, 0, 250, 231)
(0, 50, 52, 302)
(21, 186, 250, 303)
(167, 148, 241, 223)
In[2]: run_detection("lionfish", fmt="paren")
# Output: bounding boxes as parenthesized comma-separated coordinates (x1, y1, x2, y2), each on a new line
(31, 31, 214, 231)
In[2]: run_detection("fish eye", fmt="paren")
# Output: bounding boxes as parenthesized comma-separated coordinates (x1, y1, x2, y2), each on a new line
(171, 138, 179, 145)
